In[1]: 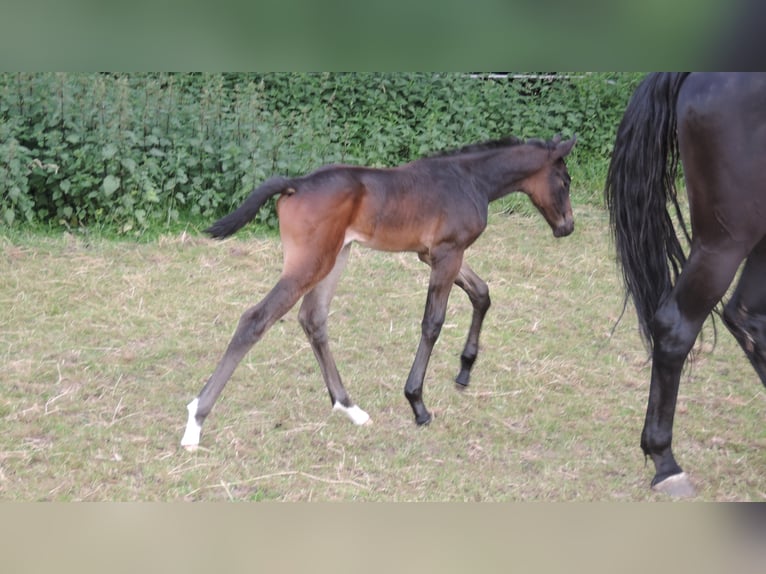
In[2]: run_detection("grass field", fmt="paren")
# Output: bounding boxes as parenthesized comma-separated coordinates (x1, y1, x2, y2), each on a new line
(1, 203, 764, 501)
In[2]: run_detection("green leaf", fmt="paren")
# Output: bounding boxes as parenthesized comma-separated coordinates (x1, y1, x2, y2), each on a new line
(121, 158, 137, 173)
(102, 175, 121, 196)
(102, 143, 118, 160)
(144, 182, 159, 203)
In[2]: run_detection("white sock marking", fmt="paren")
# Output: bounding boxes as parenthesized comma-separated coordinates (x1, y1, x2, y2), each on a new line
(180, 398, 202, 450)
(333, 402, 371, 425)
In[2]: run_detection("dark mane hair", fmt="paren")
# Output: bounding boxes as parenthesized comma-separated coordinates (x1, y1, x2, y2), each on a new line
(424, 136, 549, 159)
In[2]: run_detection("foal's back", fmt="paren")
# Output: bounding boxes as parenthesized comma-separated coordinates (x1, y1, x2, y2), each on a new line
(280, 162, 489, 255)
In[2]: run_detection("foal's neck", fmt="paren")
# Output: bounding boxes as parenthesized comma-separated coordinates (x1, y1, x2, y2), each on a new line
(470, 147, 545, 203)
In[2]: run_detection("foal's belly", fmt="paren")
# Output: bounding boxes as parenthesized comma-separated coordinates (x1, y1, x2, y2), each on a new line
(343, 226, 430, 253)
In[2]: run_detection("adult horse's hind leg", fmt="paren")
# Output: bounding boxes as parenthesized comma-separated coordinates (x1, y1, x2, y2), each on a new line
(453, 263, 491, 388)
(642, 244, 744, 496)
(405, 249, 465, 425)
(298, 244, 371, 425)
(723, 237, 766, 387)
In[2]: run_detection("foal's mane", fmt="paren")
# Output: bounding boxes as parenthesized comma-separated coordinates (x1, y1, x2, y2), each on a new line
(424, 136, 549, 159)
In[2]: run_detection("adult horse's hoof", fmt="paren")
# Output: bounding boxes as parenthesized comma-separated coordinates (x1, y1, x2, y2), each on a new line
(651, 472, 696, 498)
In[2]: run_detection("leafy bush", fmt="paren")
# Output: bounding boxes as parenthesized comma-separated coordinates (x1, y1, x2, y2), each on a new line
(0, 72, 643, 234)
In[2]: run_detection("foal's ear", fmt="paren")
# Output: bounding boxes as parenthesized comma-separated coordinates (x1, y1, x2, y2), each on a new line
(552, 134, 576, 159)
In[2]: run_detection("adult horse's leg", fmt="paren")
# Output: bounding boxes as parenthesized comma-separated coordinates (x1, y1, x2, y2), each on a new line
(405, 249, 464, 425)
(723, 237, 766, 387)
(453, 263, 491, 388)
(181, 276, 310, 450)
(298, 244, 371, 425)
(643, 244, 744, 496)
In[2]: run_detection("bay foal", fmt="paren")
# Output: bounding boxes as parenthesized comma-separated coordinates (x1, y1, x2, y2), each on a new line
(182, 135, 576, 450)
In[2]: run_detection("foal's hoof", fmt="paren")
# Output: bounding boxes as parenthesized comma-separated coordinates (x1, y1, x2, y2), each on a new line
(415, 411, 432, 426)
(651, 472, 697, 498)
(333, 402, 371, 426)
(182, 443, 199, 453)
(455, 372, 471, 388)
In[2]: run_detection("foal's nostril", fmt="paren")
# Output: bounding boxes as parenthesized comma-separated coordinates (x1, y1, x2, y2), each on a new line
(554, 219, 574, 238)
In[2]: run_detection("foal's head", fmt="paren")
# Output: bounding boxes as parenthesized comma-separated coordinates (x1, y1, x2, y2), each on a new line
(522, 135, 576, 238)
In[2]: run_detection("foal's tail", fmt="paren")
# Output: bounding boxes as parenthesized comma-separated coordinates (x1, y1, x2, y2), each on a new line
(604, 72, 691, 350)
(205, 176, 295, 238)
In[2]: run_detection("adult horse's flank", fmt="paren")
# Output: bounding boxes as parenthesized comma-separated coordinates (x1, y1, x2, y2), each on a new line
(182, 134, 576, 450)
(606, 72, 766, 496)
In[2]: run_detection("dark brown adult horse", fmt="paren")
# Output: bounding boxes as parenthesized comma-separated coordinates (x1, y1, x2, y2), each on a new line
(181, 134, 576, 450)
(606, 73, 766, 496)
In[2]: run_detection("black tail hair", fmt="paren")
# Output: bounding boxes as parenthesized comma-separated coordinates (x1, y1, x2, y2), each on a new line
(604, 72, 691, 350)
(205, 176, 293, 238)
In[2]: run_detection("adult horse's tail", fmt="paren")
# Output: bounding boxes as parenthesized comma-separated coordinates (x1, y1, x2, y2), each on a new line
(605, 72, 691, 350)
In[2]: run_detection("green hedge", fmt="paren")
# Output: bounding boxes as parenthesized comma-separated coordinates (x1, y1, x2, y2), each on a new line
(0, 72, 642, 234)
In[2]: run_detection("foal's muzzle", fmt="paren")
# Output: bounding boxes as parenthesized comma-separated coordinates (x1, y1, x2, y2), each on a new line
(553, 218, 574, 238)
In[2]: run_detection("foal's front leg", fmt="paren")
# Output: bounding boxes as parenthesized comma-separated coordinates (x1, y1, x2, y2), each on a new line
(404, 250, 464, 425)
(453, 263, 491, 388)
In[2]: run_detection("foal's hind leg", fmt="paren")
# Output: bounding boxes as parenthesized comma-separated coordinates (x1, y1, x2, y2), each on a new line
(181, 276, 310, 450)
(642, 245, 744, 496)
(723, 237, 766, 387)
(453, 263, 491, 388)
(298, 244, 370, 425)
(181, 220, 343, 450)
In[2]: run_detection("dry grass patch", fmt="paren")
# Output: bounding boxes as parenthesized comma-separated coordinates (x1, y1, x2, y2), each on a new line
(1, 205, 764, 500)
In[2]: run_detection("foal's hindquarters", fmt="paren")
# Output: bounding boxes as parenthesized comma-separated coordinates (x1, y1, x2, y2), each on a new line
(181, 185, 373, 450)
